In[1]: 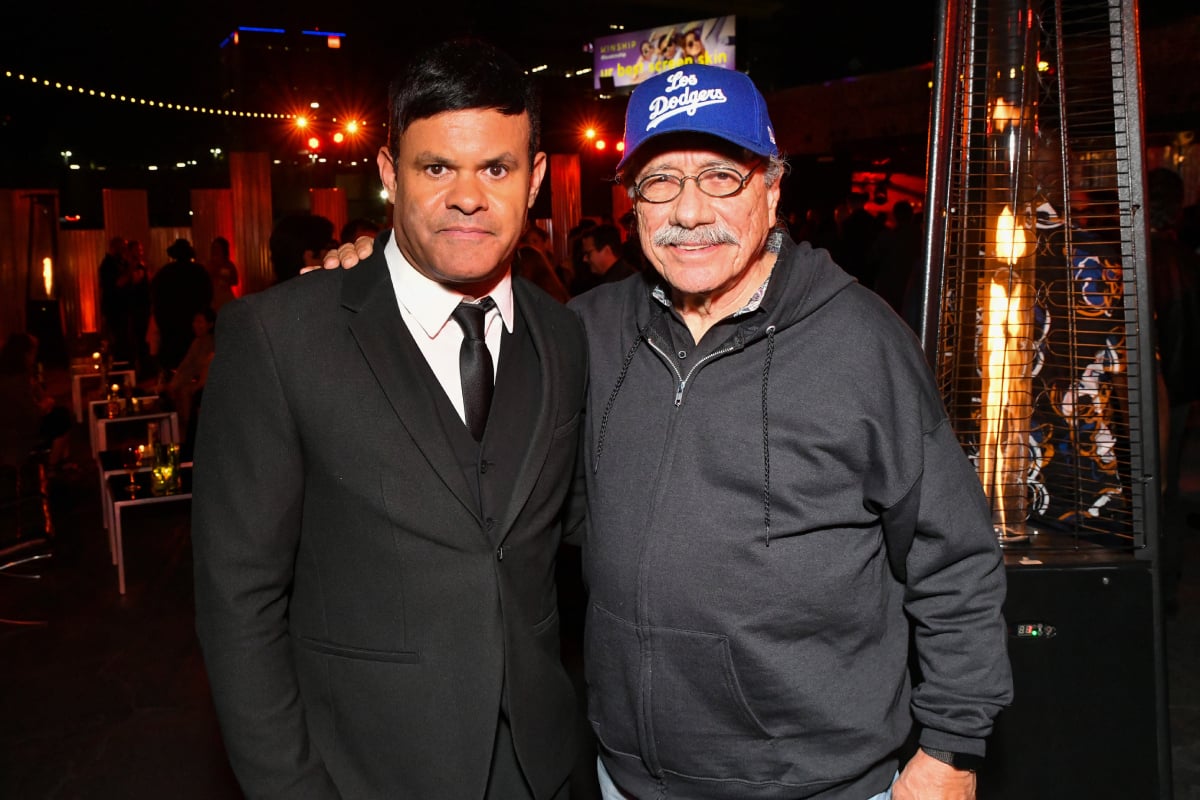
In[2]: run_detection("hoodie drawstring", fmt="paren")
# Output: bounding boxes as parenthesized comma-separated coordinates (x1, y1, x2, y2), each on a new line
(595, 312, 777, 555)
(594, 325, 653, 474)
(761, 325, 776, 546)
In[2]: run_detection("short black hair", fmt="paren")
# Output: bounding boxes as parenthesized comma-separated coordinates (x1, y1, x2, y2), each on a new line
(269, 214, 336, 283)
(386, 38, 540, 167)
(584, 223, 623, 255)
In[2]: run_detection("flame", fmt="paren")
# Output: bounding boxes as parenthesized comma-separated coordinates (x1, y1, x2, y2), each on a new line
(42, 257, 53, 296)
(995, 206, 1027, 264)
(993, 97, 1020, 133)
(979, 207, 1036, 539)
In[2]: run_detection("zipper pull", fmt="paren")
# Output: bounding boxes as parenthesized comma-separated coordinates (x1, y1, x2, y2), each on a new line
(675, 381, 685, 406)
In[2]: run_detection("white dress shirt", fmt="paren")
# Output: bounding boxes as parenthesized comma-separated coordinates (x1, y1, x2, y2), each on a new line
(383, 233, 513, 426)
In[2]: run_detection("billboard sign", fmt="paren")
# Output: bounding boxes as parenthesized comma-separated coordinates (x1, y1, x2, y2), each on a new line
(593, 16, 736, 90)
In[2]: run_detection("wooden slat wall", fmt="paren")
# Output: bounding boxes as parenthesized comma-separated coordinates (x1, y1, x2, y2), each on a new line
(191, 189, 236, 290)
(0, 190, 30, 342)
(59, 228, 108, 335)
(310, 188, 348, 240)
(230, 152, 273, 296)
(549, 155, 581, 268)
(102, 190, 151, 254)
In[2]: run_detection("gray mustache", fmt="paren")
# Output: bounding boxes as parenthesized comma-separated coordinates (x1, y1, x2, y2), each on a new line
(651, 225, 739, 247)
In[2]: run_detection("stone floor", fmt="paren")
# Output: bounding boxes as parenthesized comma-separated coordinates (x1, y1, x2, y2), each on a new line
(1, 370, 1197, 799)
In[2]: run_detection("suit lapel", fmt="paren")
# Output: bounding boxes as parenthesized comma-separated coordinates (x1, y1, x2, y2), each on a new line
(341, 246, 479, 519)
(493, 280, 560, 546)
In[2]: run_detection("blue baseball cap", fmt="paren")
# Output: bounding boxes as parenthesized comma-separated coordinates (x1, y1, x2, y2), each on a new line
(617, 64, 779, 172)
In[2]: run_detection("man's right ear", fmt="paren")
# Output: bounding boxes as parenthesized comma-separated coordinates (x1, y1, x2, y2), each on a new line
(377, 148, 396, 205)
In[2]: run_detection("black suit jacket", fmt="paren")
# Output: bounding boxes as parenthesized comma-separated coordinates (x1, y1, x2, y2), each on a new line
(193, 244, 588, 799)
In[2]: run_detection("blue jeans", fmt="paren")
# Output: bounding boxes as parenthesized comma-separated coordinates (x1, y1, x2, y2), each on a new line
(597, 758, 896, 799)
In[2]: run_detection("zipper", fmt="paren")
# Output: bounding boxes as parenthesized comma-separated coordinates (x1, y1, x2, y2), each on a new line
(633, 325, 748, 776)
(646, 336, 742, 406)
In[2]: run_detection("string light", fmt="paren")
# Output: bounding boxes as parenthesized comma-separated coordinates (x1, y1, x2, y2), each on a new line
(3, 68, 295, 119)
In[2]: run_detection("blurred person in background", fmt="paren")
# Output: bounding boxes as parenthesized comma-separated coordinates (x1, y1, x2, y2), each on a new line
(513, 237, 570, 303)
(151, 238, 213, 374)
(1147, 167, 1200, 615)
(579, 223, 639, 285)
(168, 307, 216, 458)
(98, 236, 128, 356)
(124, 239, 154, 377)
(207, 237, 240, 313)
(341, 217, 382, 246)
(0, 333, 72, 473)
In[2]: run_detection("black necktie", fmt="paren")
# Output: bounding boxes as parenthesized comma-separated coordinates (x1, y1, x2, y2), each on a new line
(451, 297, 496, 441)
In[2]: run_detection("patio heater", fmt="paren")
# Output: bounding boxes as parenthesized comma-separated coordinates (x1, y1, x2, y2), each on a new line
(921, 0, 1170, 796)
(24, 192, 67, 366)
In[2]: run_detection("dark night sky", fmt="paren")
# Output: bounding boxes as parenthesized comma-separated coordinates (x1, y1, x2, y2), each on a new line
(4, 1, 942, 173)
(3, 1, 1192, 205)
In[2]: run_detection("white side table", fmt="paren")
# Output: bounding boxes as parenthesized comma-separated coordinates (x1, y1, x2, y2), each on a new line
(72, 369, 136, 423)
(106, 468, 193, 595)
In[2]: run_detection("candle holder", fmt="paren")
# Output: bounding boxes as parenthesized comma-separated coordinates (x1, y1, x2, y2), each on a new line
(151, 443, 182, 496)
(121, 445, 142, 497)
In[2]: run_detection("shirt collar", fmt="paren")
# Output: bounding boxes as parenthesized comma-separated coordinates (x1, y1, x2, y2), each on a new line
(384, 232, 514, 338)
(650, 274, 773, 318)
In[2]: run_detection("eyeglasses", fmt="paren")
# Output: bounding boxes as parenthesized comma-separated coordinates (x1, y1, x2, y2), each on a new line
(633, 162, 761, 204)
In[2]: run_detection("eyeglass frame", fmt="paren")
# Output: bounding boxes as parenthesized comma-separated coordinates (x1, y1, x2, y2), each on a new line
(632, 161, 763, 204)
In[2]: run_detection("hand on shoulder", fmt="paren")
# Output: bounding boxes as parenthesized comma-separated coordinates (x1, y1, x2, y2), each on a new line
(304, 235, 377, 274)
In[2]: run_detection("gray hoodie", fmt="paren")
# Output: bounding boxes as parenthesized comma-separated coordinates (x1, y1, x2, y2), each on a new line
(568, 236, 1012, 799)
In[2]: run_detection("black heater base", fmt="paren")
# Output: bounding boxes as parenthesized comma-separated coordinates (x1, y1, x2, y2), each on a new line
(978, 554, 1167, 798)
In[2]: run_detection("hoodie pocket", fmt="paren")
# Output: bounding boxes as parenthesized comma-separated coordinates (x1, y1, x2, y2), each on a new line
(587, 606, 775, 777)
(648, 625, 773, 778)
(584, 604, 644, 758)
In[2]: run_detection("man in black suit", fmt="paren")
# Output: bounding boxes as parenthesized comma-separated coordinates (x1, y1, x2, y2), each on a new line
(192, 40, 587, 799)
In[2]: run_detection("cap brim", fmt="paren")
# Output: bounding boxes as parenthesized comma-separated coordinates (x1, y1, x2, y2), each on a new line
(617, 129, 777, 173)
